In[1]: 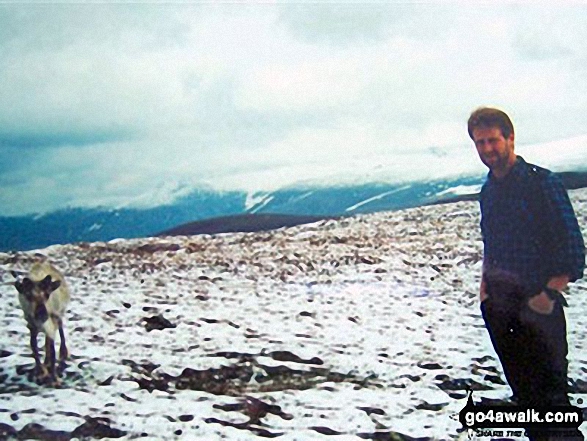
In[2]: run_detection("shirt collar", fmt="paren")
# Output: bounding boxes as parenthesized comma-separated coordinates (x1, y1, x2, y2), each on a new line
(487, 155, 526, 184)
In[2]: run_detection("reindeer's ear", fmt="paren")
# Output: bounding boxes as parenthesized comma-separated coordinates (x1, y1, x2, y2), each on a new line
(15, 278, 33, 295)
(39, 275, 60, 297)
(39, 275, 52, 289)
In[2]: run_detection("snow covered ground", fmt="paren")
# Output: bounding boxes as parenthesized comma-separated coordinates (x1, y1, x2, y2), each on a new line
(1, 188, 586, 440)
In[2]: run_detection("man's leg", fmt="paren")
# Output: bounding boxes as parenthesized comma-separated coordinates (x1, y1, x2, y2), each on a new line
(519, 299, 569, 405)
(519, 299, 583, 440)
(480, 298, 525, 401)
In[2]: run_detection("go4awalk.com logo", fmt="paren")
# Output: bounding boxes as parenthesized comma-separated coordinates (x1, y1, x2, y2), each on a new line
(459, 391, 583, 438)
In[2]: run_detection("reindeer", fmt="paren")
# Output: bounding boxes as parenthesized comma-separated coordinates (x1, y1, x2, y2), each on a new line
(12, 261, 70, 384)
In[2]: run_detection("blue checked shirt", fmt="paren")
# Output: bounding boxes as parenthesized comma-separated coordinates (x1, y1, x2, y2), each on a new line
(480, 156, 585, 294)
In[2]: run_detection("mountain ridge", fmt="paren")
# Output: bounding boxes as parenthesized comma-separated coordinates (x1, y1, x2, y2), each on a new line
(2, 171, 587, 252)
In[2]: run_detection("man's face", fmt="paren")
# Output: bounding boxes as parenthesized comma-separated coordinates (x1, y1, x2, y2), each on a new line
(472, 126, 515, 173)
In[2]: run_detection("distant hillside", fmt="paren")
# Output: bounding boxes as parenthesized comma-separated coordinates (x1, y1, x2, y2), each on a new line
(558, 171, 587, 190)
(157, 213, 334, 237)
(0, 177, 481, 251)
(429, 170, 587, 206)
(160, 171, 587, 238)
(2, 171, 586, 252)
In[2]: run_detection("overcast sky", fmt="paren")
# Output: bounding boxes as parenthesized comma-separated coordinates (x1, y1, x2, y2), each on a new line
(1, 2, 587, 216)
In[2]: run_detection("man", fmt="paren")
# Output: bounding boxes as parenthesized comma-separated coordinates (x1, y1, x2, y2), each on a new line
(469, 107, 585, 440)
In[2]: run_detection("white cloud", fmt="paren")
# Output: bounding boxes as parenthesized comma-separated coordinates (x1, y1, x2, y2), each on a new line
(1, 3, 587, 216)
(237, 56, 370, 112)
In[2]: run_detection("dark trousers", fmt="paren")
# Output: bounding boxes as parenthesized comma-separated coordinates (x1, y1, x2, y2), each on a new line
(481, 281, 583, 440)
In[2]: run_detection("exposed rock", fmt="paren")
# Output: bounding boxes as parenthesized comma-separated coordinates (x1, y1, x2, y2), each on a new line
(142, 314, 176, 332)
(0, 418, 126, 441)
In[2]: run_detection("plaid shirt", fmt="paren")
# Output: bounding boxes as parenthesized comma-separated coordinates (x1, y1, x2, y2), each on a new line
(480, 156, 585, 293)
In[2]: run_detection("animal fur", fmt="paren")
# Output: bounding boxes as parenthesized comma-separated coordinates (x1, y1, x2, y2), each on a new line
(13, 261, 70, 383)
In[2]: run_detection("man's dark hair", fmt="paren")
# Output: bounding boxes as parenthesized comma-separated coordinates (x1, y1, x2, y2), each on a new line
(467, 107, 514, 140)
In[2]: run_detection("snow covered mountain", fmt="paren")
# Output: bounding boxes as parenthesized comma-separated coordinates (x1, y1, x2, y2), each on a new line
(0, 177, 482, 252)
(3, 170, 587, 253)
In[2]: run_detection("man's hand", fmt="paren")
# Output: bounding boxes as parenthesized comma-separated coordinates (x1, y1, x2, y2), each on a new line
(527, 274, 570, 314)
(527, 291, 555, 315)
(481, 274, 569, 310)
(546, 274, 569, 292)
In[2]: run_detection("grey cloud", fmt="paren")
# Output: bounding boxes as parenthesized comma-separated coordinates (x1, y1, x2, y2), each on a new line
(0, 5, 196, 151)
(515, 36, 573, 61)
(512, 7, 585, 61)
(0, 4, 194, 55)
(277, 3, 456, 46)
(0, 128, 133, 149)
(278, 3, 398, 45)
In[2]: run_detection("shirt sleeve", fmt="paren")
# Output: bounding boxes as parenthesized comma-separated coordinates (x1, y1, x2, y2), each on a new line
(541, 173, 585, 282)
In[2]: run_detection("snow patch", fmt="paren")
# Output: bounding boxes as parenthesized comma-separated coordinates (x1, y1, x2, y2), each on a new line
(346, 185, 412, 212)
(436, 184, 482, 198)
(245, 192, 274, 213)
(88, 223, 102, 232)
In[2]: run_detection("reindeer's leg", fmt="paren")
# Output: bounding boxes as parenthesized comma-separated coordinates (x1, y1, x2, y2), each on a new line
(28, 325, 47, 379)
(58, 318, 68, 372)
(44, 335, 57, 383)
(29, 327, 50, 382)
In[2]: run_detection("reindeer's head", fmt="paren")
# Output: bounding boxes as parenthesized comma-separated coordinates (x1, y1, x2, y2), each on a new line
(13, 273, 61, 325)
